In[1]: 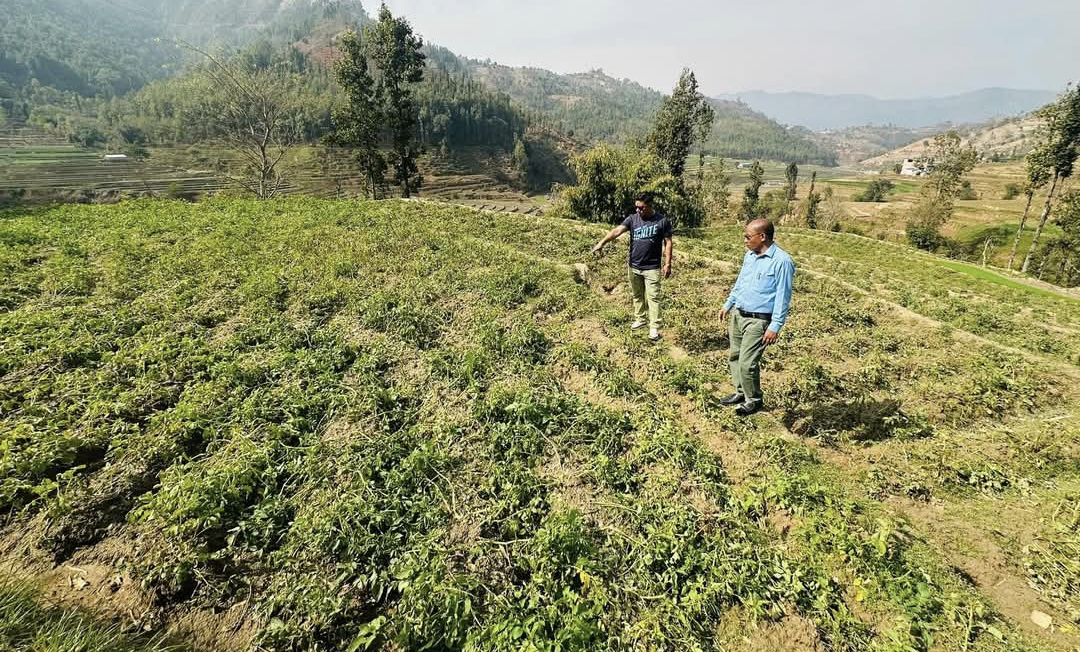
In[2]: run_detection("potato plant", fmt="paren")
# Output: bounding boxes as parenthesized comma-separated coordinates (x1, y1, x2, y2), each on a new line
(2, 199, 1077, 651)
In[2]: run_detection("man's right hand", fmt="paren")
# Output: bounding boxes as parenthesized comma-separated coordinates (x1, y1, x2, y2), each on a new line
(719, 309, 729, 322)
(591, 243, 605, 256)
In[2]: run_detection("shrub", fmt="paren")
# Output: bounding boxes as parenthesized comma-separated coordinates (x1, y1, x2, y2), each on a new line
(853, 179, 895, 202)
(905, 222, 948, 251)
(553, 143, 705, 229)
(957, 180, 979, 200)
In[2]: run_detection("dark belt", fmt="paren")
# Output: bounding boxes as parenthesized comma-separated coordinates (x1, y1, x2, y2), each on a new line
(738, 309, 772, 321)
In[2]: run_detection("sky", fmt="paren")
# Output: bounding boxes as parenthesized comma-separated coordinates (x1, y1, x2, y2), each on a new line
(380, 0, 1078, 98)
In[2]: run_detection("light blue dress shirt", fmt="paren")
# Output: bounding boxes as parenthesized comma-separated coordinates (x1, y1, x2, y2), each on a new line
(722, 243, 796, 334)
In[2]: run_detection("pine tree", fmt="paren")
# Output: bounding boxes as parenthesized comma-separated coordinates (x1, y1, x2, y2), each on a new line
(366, 4, 426, 197)
(511, 136, 530, 186)
(331, 30, 387, 199)
(805, 171, 821, 229)
(647, 69, 715, 181)
(784, 162, 799, 201)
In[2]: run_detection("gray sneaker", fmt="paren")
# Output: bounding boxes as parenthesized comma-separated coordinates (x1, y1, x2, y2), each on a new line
(631, 319, 647, 331)
(648, 327, 660, 342)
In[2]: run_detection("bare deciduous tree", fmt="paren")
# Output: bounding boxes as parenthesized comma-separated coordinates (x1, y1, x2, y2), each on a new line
(184, 43, 304, 199)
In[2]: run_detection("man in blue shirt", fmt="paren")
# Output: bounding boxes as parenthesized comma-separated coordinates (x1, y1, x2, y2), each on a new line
(591, 193, 673, 342)
(718, 218, 795, 416)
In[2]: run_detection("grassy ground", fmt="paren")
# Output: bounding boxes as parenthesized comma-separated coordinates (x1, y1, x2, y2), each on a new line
(768, 160, 1075, 286)
(0, 581, 178, 652)
(2, 199, 1078, 651)
(936, 260, 1076, 300)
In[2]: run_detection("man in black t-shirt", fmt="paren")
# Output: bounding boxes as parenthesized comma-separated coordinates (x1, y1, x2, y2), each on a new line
(591, 193, 673, 341)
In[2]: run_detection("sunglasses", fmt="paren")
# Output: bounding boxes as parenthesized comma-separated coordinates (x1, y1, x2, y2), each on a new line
(635, 205, 648, 212)
(743, 233, 762, 240)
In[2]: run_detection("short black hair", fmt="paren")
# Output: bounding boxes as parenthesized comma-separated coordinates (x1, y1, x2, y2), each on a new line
(636, 192, 655, 204)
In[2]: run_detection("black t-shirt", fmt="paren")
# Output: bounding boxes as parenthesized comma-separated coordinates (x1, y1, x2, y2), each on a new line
(620, 212, 672, 270)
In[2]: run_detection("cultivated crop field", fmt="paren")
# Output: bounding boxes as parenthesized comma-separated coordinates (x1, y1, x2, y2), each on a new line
(1, 199, 1078, 651)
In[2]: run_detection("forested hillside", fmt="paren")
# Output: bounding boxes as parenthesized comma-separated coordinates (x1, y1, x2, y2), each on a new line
(152, 0, 370, 47)
(0, 0, 172, 99)
(2, 0, 839, 184)
(0, 0, 368, 120)
(706, 100, 837, 165)
(440, 53, 837, 165)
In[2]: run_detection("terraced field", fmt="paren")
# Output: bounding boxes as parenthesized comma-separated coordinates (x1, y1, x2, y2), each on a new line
(1, 133, 542, 214)
(1, 199, 1078, 651)
(0, 129, 226, 201)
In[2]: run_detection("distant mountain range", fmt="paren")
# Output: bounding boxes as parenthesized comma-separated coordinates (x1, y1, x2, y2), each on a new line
(714, 88, 1058, 131)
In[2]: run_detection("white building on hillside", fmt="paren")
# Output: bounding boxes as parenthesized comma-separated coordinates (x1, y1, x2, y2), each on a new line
(900, 158, 930, 177)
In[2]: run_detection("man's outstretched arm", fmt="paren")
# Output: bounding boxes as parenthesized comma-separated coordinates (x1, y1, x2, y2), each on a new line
(592, 225, 629, 254)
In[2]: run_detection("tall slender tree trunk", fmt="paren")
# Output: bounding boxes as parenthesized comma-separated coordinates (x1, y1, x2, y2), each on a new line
(1022, 174, 1060, 274)
(1007, 190, 1037, 270)
(805, 172, 817, 228)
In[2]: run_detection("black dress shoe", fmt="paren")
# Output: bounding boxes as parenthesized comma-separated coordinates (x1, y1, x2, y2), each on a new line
(735, 402, 763, 416)
(719, 393, 745, 406)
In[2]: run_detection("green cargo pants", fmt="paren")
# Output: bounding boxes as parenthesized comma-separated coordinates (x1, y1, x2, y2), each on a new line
(628, 267, 662, 329)
(728, 311, 768, 405)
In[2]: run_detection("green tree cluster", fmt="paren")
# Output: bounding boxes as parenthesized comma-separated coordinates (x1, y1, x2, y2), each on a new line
(554, 143, 701, 227)
(647, 69, 714, 180)
(1017, 85, 1080, 274)
(854, 179, 895, 202)
(905, 131, 977, 249)
(365, 4, 426, 197)
(739, 161, 765, 221)
(555, 70, 717, 229)
(330, 31, 388, 198)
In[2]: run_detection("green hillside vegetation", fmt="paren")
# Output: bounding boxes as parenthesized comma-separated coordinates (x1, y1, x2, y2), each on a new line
(705, 100, 837, 165)
(2, 198, 1079, 651)
(451, 52, 837, 165)
(1, 0, 839, 206)
(0, 0, 366, 109)
(0, 0, 172, 100)
(0, 581, 178, 652)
